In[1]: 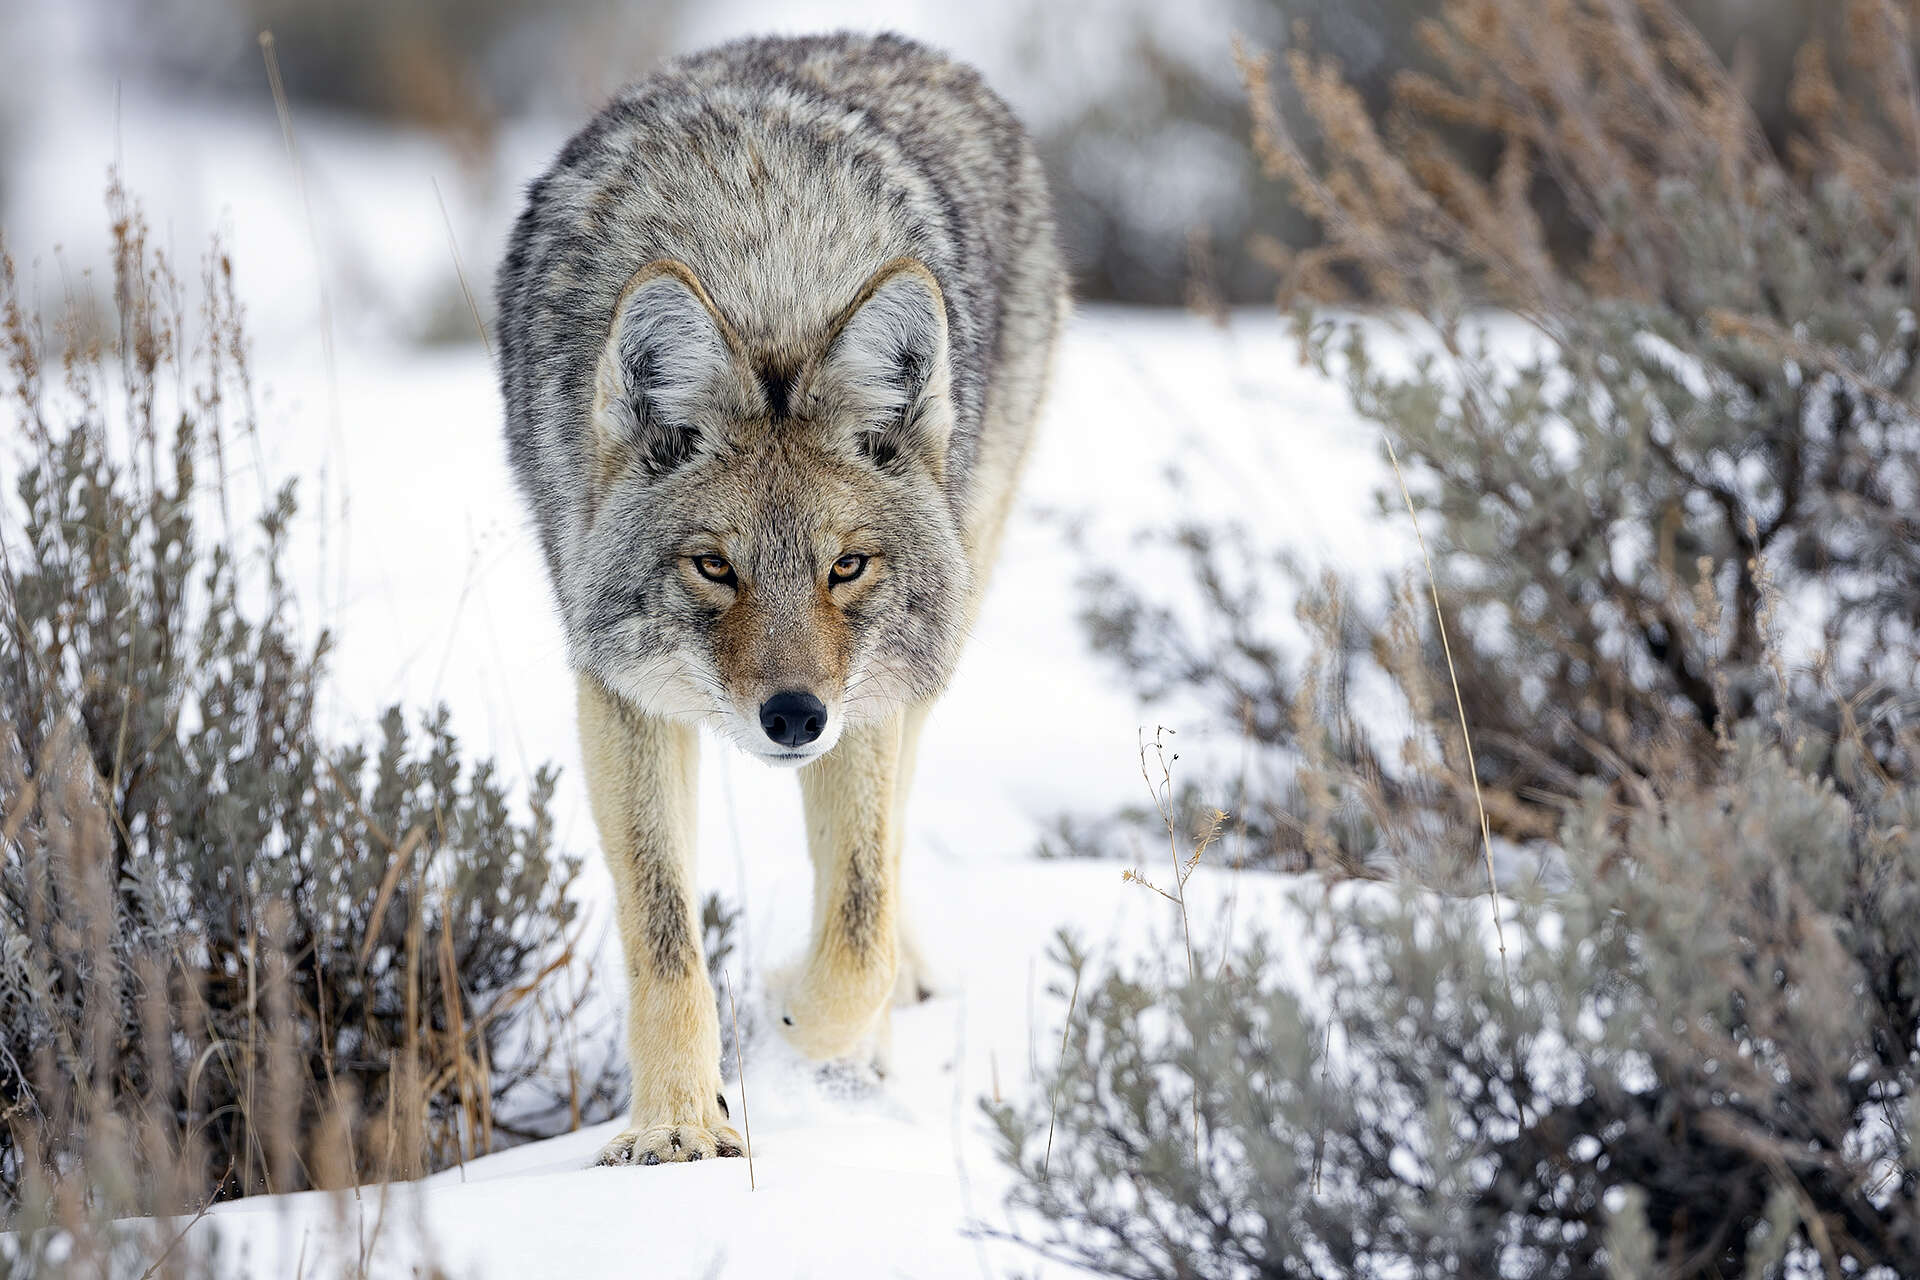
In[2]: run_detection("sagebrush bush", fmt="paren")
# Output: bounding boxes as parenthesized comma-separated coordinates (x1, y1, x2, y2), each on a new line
(994, 726, 1920, 1277)
(1018, 2, 1920, 1275)
(1079, 0, 1920, 870)
(0, 181, 614, 1236)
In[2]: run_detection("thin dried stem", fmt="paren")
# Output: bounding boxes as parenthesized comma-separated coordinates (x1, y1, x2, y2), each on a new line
(1383, 434, 1511, 994)
(432, 176, 493, 359)
(1041, 969, 1081, 1180)
(724, 968, 755, 1191)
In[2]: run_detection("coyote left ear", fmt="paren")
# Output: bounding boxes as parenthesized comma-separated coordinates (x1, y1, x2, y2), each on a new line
(813, 258, 952, 476)
(592, 260, 741, 483)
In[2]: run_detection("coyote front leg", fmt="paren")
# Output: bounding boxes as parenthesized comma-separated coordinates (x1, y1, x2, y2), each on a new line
(889, 702, 938, 1007)
(778, 713, 902, 1060)
(577, 674, 742, 1165)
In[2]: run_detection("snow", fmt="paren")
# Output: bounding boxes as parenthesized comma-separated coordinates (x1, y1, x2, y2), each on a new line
(95, 299, 1413, 1276)
(129, 287, 1407, 1275)
(8, 200, 1418, 1280)
(200, 862, 1373, 1279)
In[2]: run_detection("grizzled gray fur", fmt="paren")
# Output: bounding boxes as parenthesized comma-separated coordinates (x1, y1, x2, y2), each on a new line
(498, 32, 1063, 726)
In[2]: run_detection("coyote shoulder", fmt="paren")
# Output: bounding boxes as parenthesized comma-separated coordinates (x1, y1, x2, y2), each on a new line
(496, 31, 1065, 1166)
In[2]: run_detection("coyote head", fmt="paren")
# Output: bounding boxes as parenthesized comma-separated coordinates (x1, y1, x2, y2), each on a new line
(565, 257, 969, 765)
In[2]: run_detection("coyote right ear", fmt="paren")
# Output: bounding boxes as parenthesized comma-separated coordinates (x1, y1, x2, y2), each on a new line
(592, 261, 739, 480)
(811, 258, 953, 478)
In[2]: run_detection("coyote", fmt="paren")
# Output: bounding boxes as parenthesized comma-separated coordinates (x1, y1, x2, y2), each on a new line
(496, 33, 1064, 1165)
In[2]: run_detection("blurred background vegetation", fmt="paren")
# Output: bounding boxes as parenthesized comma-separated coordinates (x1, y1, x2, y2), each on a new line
(100, 0, 682, 158)
(1025, 0, 1888, 304)
(2, 0, 1889, 310)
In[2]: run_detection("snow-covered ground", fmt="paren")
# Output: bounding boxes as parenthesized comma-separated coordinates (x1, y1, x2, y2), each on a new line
(205, 863, 1375, 1279)
(8, 162, 1418, 1280)
(146, 294, 1407, 1276)
(2, 12, 1426, 1276)
(48, 289, 1397, 1275)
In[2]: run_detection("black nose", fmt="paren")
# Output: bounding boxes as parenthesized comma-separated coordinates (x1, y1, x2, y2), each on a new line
(758, 691, 826, 748)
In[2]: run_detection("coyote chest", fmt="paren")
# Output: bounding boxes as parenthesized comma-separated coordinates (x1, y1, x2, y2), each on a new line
(496, 31, 1064, 1166)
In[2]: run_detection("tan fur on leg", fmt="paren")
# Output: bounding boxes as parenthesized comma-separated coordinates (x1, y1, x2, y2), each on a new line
(888, 702, 938, 1006)
(776, 712, 902, 1060)
(577, 674, 743, 1165)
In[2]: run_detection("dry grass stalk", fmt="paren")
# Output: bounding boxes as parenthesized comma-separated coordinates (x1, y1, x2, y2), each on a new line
(1122, 728, 1230, 1158)
(433, 175, 494, 359)
(1040, 968, 1081, 1180)
(1130, 726, 1214, 977)
(1382, 435, 1510, 989)
(257, 26, 347, 615)
(724, 967, 756, 1191)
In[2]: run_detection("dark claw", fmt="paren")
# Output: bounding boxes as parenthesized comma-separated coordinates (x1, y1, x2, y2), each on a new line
(717, 1141, 743, 1158)
(716, 1093, 730, 1119)
(686, 1148, 704, 1161)
(781, 1014, 794, 1025)
(915, 983, 934, 1003)
(640, 1150, 660, 1166)
(668, 1131, 683, 1152)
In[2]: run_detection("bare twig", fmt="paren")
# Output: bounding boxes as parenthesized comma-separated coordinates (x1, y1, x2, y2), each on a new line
(1383, 435, 1511, 994)
(1140, 727, 1200, 986)
(1041, 969, 1081, 1179)
(724, 968, 755, 1190)
(356, 824, 426, 975)
(1136, 727, 1203, 1159)
(1118, 866, 1181, 904)
(257, 29, 348, 620)
(432, 176, 492, 359)
(137, 1157, 233, 1280)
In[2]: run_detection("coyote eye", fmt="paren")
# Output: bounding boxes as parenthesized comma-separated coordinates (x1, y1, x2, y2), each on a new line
(692, 554, 736, 585)
(829, 553, 869, 585)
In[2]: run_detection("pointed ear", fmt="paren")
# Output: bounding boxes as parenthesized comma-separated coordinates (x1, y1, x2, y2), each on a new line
(592, 260, 741, 480)
(811, 258, 952, 475)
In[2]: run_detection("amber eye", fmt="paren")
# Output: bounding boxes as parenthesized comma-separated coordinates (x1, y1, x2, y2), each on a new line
(692, 554, 736, 585)
(829, 553, 869, 585)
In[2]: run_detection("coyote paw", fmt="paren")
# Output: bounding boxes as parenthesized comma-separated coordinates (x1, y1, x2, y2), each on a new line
(772, 957, 894, 1061)
(595, 1120, 744, 1167)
